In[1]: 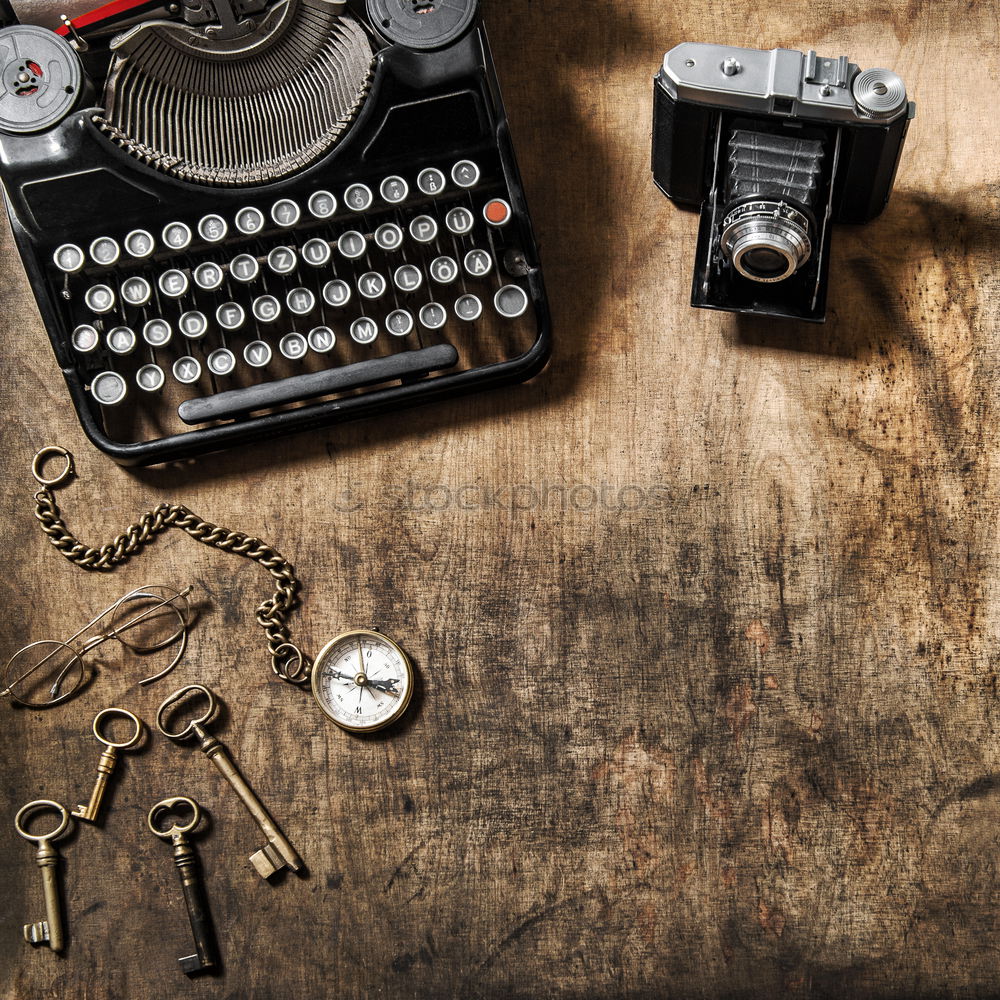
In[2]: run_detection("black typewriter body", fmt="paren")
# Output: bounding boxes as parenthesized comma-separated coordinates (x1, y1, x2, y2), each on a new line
(0, 0, 550, 464)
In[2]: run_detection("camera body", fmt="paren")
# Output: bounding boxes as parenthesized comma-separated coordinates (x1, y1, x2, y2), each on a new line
(652, 43, 914, 321)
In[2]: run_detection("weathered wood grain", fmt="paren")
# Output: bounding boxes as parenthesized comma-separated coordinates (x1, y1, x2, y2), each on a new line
(2, 0, 999, 996)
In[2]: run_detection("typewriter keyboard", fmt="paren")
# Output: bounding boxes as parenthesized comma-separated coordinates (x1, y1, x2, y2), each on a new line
(48, 154, 540, 447)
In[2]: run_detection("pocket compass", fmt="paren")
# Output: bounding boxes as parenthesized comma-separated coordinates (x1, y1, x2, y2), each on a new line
(311, 629, 413, 733)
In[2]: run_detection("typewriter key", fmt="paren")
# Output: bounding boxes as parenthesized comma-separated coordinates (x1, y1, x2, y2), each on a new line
(197, 214, 227, 243)
(483, 199, 511, 227)
(494, 284, 528, 319)
(464, 249, 492, 277)
(374, 223, 403, 251)
(89, 237, 120, 267)
(106, 326, 137, 355)
(386, 309, 414, 337)
(142, 319, 172, 347)
(350, 317, 378, 344)
(159, 270, 189, 299)
(235, 207, 265, 236)
(179, 312, 208, 339)
(393, 264, 422, 292)
(454, 294, 483, 322)
(307, 327, 335, 353)
(344, 183, 373, 212)
(252, 295, 281, 323)
(445, 207, 474, 235)
(322, 280, 351, 308)
(125, 230, 156, 258)
(409, 215, 438, 243)
(267, 246, 297, 275)
(71, 325, 99, 353)
(451, 160, 480, 188)
(307, 191, 337, 219)
(280, 333, 308, 360)
(162, 222, 192, 251)
(84, 284, 116, 314)
(244, 341, 272, 368)
(417, 168, 446, 196)
(357, 272, 387, 300)
(379, 176, 408, 204)
(136, 364, 165, 392)
(193, 262, 224, 291)
(122, 276, 152, 307)
(216, 303, 245, 330)
(172, 357, 202, 385)
(337, 231, 366, 260)
(301, 239, 332, 267)
(270, 199, 300, 227)
(429, 256, 458, 284)
(418, 303, 447, 330)
(207, 349, 236, 376)
(53, 244, 84, 274)
(91, 371, 127, 406)
(286, 288, 315, 315)
(229, 254, 260, 283)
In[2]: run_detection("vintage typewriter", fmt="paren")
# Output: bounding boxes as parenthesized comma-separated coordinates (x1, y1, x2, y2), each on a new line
(0, 0, 550, 464)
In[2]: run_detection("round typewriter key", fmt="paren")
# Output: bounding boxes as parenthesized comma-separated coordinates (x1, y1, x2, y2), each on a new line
(229, 253, 260, 283)
(429, 256, 458, 284)
(53, 243, 85, 273)
(207, 348, 236, 376)
(350, 317, 378, 344)
(244, 340, 273, 368)
(464, 249, 493, 277)
(451, 159, 480, 188)
(393, 264, 422, 292)
(386, 308, 414, 337)
(106, 326, 137, 355)
(235, 206, 265, 236)
(302, 238, 332, 267)
(179, 310, 208, 339)
(121, 276, 153, 307)
(418, 302, 447, 330)
(252, 294, 281, 322)
(136, 364, 165, 392)
(71, 324, 99, 353)
(266, 246, 297, 275)
(280, 332, 308, 360)
(142, 318, 172, 347)
(445, 207, 474, 235)
(374, 223, 403, 251)
(124, 229, 155, 259)
(85, 284, 116, 314)
(162, 222, 192, 251)
(271, 199, 301, 227)
(483, 199, 511, 227)
(322, 279, 351, 307)
(197, 214, 228, 243)
(172, 356, 202, 384)
(357, 271, 387, 300)
(344, 183, 373, 212)
(286, 287, 316, 315)
(380, 175, 408, 204)
(337, 231, 366, 260)
(158, 269, 189, 298)
(216, 302, 245, 330)
(494, 283, 529, 318)
(193, 261, 224, 291)
(454, 294, 483, 321)
(91, 371, 127, 406)
(417, 167, 446, 196)
(308, 190, 337, 219)
(409, 215, 438, 244)
(308, 326, 335, 353)
(89, 236, 120, 267)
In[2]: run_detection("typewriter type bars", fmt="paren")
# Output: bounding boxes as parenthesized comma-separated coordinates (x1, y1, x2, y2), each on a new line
(51, 155, 543, 458)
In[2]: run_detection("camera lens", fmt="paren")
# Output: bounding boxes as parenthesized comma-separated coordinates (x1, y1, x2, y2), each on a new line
(720, 200, 812, 284)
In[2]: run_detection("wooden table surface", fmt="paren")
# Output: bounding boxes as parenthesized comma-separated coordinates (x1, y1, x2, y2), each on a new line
(2, 1, 998, 997)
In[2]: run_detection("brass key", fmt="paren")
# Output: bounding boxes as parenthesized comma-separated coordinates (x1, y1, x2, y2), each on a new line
(73, 707, 143, 823)
(15, 800, 72, 952)
(148, 796, 217, 976)
(156, 684, 303, 879)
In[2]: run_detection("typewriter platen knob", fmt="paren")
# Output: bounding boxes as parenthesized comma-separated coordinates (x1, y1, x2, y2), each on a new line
(0, 26, 83, 134)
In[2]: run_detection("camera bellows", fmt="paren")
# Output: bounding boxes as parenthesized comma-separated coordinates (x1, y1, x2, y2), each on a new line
(95, 0, 373, 186)
(725, 131, 824, 210)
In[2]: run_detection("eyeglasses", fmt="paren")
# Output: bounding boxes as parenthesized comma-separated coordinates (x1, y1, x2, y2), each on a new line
(2, 584, 192, 709)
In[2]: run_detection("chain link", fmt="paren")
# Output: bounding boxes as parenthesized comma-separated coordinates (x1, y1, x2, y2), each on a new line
(32, 476, 311, 685)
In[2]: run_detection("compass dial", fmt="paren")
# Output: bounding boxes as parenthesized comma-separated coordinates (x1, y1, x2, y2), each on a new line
(311, 630, 413, 732)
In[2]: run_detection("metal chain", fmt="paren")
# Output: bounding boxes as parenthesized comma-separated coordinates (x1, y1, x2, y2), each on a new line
(30, 448, 310, 684)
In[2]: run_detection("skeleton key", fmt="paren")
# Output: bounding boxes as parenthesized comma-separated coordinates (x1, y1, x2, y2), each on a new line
(156, 684, 303, 879)
(148, 796, 217, 976)
(73, 707, 144, 822)
(15, 800, 72, 951)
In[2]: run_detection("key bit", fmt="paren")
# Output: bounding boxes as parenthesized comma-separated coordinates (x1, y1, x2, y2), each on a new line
(148, 796, 218, 976)
(156, 684, 303, 879)
(15, 800, 72, 953)
(73, 707, 144, 823)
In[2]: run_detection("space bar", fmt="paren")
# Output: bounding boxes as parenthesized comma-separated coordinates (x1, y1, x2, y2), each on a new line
(177, 344, 459, 425)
